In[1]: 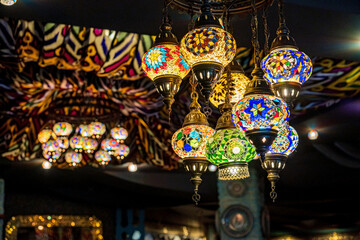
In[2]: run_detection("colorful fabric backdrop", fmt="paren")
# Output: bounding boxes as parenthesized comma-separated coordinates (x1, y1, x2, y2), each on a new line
(0, 18, 360, 169)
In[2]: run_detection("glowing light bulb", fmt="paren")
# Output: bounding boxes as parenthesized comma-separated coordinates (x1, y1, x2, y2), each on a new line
(308, 129, 318, 140)
(128, 163, 138, 172)
(42, 161, 52, 169)
(208, 164, 217, 172)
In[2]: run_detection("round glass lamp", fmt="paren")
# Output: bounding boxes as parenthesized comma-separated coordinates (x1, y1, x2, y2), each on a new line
(65, 151, 83, 166)
(261, 13, 312, 106)
(95, 150, 111, 165)
(56, 138, 69, 152)
(53, 122, 73, 139)
(83, 137, 98, 153)
(42, 140, 60, 154)
(262, 125, 299, 202)
(114, 144, 130, 160)
(89, 121, 106, 139)
(78, 124, 92, 137)
(171, 91, 215, 204)
(38, 128, 53, 144)
(1, 0, 17, 6)
(110, 126, 128, 143)
(70, 135, 84, 152)
(180, 0, 236, 101)
(101, 138, 119, 155)
(142, 18, 191, 112)
(210, 60, 250, 108)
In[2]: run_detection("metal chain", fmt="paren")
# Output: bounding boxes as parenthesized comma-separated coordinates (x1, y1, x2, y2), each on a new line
(270, 184, 278, 202)
(262, 6, 270, 56)
(250, 0, 260, 67)
(278, 0, 286, 28)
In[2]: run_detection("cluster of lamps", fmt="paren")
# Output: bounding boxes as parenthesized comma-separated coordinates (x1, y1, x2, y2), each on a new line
(142, 0, 312, 204)
(38, 121, 130, 168)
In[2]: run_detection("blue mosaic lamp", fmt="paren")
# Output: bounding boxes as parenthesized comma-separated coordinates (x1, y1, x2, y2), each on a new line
(262, 125, 299, 201)
(261, 0, 312, 106)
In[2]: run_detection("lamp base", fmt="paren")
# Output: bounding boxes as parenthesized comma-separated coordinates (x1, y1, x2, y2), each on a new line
(262, 153, 288, 202)
(154, 75, 182, 112)
(218, 162, 250, 181)
(183, 158, 209, 205)
(272, 81, 301, 108)
(192, 62, 223, 102)
(245, 129, 278, 158)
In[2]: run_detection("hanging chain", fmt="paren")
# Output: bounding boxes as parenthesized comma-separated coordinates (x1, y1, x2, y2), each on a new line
(250, 0, 260, 67)
(192, 190, 201, 205)
(262, 6, 270, 56)
(270, 183, 278, 202)
(189, 75, 198, 102)
(278, 0, 286, 28)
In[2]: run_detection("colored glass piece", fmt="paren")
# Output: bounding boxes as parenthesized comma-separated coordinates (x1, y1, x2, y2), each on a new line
(53, 122, 73, 138)
(171, 125, 215, 159)
(206, 129, 256, 165)
(261, 48, 312, 85)
(180, 27, 236, 67)
(38, 129, 53, 144)
(210, 71, 250, 108)
(78, 124, 91, 137)
(269, 126, 299, 155)
(142, 44, 191, 81)
(232, 94, 289, 132)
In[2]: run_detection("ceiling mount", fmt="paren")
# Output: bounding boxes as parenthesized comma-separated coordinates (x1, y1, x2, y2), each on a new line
(168, 0, 272, 16)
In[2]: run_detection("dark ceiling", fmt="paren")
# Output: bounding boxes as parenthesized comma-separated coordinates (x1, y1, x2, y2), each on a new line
(1, 0, 360, 238)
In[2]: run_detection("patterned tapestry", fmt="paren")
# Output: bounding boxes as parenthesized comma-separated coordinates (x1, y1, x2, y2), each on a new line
(0, 18, 360, 169)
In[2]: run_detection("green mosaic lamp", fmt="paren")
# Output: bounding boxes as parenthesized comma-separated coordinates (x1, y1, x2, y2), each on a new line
(206, 68, 256, 180)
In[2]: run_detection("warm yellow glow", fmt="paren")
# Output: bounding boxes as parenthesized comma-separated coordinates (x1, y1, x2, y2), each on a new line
(180, 27, 236, 67)
(210, 72, 250, 108)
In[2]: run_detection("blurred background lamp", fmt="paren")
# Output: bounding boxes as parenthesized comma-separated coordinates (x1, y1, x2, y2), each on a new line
(128, 163, 138, 172)
(308, 129, 318, 140)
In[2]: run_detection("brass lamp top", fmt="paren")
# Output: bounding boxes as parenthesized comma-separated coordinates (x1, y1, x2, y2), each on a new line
(183, 92, 209, 127)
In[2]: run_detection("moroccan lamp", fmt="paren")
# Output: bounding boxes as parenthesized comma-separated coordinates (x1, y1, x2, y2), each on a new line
(261, 0, 312, 107)
(232, 66, 289, 159)
(0, 0, 17, 6)
(171, 84, 215, 204)
(206, 101, 256, 180)
(180, 0, 236, 102)
(210, 60, 250, 108)
(53, 122, 73, 139)
(262, 125, 299, 201)
(142, 13, 191, 112)
(111, 126, 128, 143)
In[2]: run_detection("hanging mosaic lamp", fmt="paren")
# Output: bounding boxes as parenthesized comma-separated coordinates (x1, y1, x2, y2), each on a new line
(114, 144, 130, 160)
(38, 128, 53, 144)
(232, 66, 289, 159)
(53, 122, 73, 139)
(56, 138, 70, 152)
(261, 0, 312, 107)
(142, 12, 191, 112)
(0, 0, 17, 6)
(101, 138, 119, 155)
(210, 60, 250, 108)
(42, 140, 60, 154)
(262, 125, 298, 201)
(110, 126, 128, 143)
(95, 150, 111, 166)
(206, 101, 256, 180)
(69, 135, 84, 152)
(180, 0, 236, 102)
(171, 87, 215, 204)
(65, 151, 83, 167)
(89, 121, 106, 139)
(83, 137, 99, 154)
(78, 124, 92, 137)
(43, 151, 61, 163)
